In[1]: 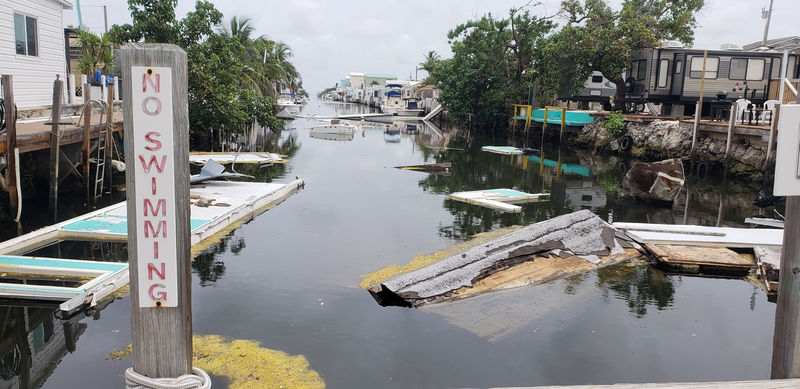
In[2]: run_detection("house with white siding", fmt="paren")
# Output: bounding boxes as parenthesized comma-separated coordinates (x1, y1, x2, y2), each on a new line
(0, 0, 72, 108)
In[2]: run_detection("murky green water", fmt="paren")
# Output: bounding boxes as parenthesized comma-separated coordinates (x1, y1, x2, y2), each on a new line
(0, 99, 783, 388)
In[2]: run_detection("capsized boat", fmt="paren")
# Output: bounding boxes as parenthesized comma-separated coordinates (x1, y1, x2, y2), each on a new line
(309, 119, 357, 135)
(623, 158, 685, 205)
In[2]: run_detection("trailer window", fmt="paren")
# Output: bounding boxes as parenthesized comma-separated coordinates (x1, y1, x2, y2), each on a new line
(729, 58, 747, 80)
(636, 60, 646, 80)
(746, 59, 765, 80)
(657, 59, 669, 88)
(591, 75, 603, 83)
(675, 60, 682, 74)
(690, 56, 718, 79)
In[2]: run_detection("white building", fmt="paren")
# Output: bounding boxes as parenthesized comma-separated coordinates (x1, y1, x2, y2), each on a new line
(0, 0, 72, 108)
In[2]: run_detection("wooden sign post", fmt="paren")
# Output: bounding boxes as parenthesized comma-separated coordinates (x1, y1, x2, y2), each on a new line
(120, 43, 193, 380)
(771, 93, 800, 379)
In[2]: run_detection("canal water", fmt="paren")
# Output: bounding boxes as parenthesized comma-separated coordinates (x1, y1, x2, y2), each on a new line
(0, 99, 783, 388)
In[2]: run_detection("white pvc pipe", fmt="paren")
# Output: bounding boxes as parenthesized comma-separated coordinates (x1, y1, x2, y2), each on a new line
(13, 148, 21, 222)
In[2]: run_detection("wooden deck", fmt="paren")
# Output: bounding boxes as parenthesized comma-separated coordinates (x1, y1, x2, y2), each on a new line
(502, 378, 800, 388)
(0, 117, 122, 154)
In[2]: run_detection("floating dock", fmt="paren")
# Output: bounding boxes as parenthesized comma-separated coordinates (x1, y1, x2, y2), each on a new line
(449, 188, 548, 212)
(188, 152, 285, 165)
(0, 179, 303, 311)
(612, 223, 783, 248)
(481, 146, 524, 155)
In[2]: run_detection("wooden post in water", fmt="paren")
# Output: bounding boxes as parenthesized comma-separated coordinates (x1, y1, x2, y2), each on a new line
(105, 77, 114, 194)
(771, 92, 800, 379)
(2, 75, 19, 219)
(49, 79, 64, 218)
(690, 51, 708, 157)
(82, 83, 92, 205)
(120, 43, 193, 379)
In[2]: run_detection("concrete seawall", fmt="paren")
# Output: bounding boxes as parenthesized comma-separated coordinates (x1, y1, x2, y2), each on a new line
(574, 118, 771, 179)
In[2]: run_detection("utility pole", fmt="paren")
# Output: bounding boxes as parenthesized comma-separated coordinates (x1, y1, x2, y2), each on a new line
(762, 0, 774, 47)
(103, 5, 108, 33)
(770, 74, 800, 379)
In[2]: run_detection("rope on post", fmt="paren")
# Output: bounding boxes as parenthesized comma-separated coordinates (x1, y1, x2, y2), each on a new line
(124, 367, 211, 389)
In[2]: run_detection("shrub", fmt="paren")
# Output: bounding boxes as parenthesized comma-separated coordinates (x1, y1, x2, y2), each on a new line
(605, 111, 627, 138)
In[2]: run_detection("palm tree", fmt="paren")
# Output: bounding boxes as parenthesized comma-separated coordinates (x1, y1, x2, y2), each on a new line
(419, 50, 440, 73)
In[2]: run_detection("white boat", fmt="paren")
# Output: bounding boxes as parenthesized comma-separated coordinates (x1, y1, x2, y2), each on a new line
(398, 99, 423, 117)
(381, 83, 404, 115)
(310, 132, 354, 142)
(309, 119, 357, 135)
(277, 98, 301, 114)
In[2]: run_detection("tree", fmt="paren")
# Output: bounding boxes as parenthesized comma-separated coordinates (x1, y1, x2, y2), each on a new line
(545, 0, 705, 109)
(109, 1, 302, 150)
(428, 8, 554, 129)
(76, 29, 114, 79)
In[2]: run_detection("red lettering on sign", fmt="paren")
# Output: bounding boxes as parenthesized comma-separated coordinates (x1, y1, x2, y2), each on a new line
(148, 284, 167, 301)
(144, 132, 162, 151)
(144, 220, 167, 238)
(139, 155, 167, 173)
(151, 177, 157, 195)
(141, 96, 162, 116)
(147, 262, 166, 280)
(142, 72, 160, 93)
(144, 198, 166, 216)
(153, 241, 159, 259)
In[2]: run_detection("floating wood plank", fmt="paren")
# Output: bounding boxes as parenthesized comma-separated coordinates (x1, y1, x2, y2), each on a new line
(368, 210, 640, 307)
(481, 146, 523, 155)
(613, 222, 783, 248)
(395, 162, 451, 174)
(756, 245, 782, 292)
(645, 244, 755, 270)
(745, 217, 785, 228)
(0, 255, 128, 313)
(449, 189, 549, 213)
(188, 152, 285, 165)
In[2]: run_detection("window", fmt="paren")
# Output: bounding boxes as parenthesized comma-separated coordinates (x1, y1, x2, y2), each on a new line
(675, 60, 682, 74)
(591, 75, 603, 83)
(657, 59, 669, 88)
(790, 56, 798, 79)
(729, 58, 765, 80)
(689, 56, 718, 79)
(14, 13, 38, 56)
(729, 58, 747, 80)
(771, 58, 782, 79)
(746, 59, 764, 80)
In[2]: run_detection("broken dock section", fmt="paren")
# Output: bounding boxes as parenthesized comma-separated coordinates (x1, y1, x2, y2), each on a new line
(365, 210, 643, 307)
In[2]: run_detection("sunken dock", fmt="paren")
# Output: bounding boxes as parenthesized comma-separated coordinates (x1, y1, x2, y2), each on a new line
(0, 179, 303, 312)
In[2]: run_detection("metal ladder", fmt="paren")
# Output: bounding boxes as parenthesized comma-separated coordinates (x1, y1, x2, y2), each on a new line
(76, 99, 111, 201)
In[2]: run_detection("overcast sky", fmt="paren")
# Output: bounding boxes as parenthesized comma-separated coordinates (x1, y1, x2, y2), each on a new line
(66, 0, 799, 92)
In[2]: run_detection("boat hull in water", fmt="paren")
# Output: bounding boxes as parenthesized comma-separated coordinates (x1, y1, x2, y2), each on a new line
(624, 158, 685, 206)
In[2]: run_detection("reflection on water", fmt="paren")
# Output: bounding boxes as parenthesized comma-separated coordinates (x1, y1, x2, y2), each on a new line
(0, 99, 784, 388)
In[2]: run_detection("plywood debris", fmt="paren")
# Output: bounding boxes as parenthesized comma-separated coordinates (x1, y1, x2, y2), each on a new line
(645, 244, 755, 270)
(449, 189, 549, 213)
(367, 210, 642, 307)
(395, 162, 452, 174)
(755, 245, 782, 292)
(481, 146, 523, 155)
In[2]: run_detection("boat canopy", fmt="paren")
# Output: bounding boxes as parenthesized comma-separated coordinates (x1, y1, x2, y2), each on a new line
(385, 83, 403, 88)
(385, 90, 402, 97)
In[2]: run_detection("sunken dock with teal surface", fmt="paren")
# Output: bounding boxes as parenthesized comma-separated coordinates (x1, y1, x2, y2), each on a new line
(0, 179, 304, 313)
(514, 109, 596, 126)
(448, 189, 549, 212)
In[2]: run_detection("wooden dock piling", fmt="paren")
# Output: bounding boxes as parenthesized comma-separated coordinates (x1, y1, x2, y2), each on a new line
(105, 79, 114, 194)
(121, 43, 194, 380)
(2, 75, 19, 220)
(49, 79, 63, 219)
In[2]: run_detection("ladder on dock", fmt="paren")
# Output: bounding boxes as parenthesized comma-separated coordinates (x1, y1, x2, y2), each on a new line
(76, 99, 111, 202)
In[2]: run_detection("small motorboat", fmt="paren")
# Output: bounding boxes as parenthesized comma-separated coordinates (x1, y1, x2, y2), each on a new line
(623, 158, 685, 205)
(309, 119, 357, 135)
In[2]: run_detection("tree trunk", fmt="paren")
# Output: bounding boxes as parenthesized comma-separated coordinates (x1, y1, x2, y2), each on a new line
(610, 77, 627, 111)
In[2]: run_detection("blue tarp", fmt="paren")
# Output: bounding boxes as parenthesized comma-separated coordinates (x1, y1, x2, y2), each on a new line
(385, 90, 401, 97)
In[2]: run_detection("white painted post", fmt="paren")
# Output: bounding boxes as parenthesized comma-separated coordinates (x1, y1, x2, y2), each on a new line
(68, 74, 76, 104)
(115, 77, 121, 102)
(80, 75, 88, 103)
(691, 102, 701, 154)
(100, 75, 107, 100)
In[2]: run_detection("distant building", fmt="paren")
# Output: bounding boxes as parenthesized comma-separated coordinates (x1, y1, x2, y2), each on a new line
(0, 0, 73, 107)
(743, 36, 800, 52)
(363, 73, 397, 87)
